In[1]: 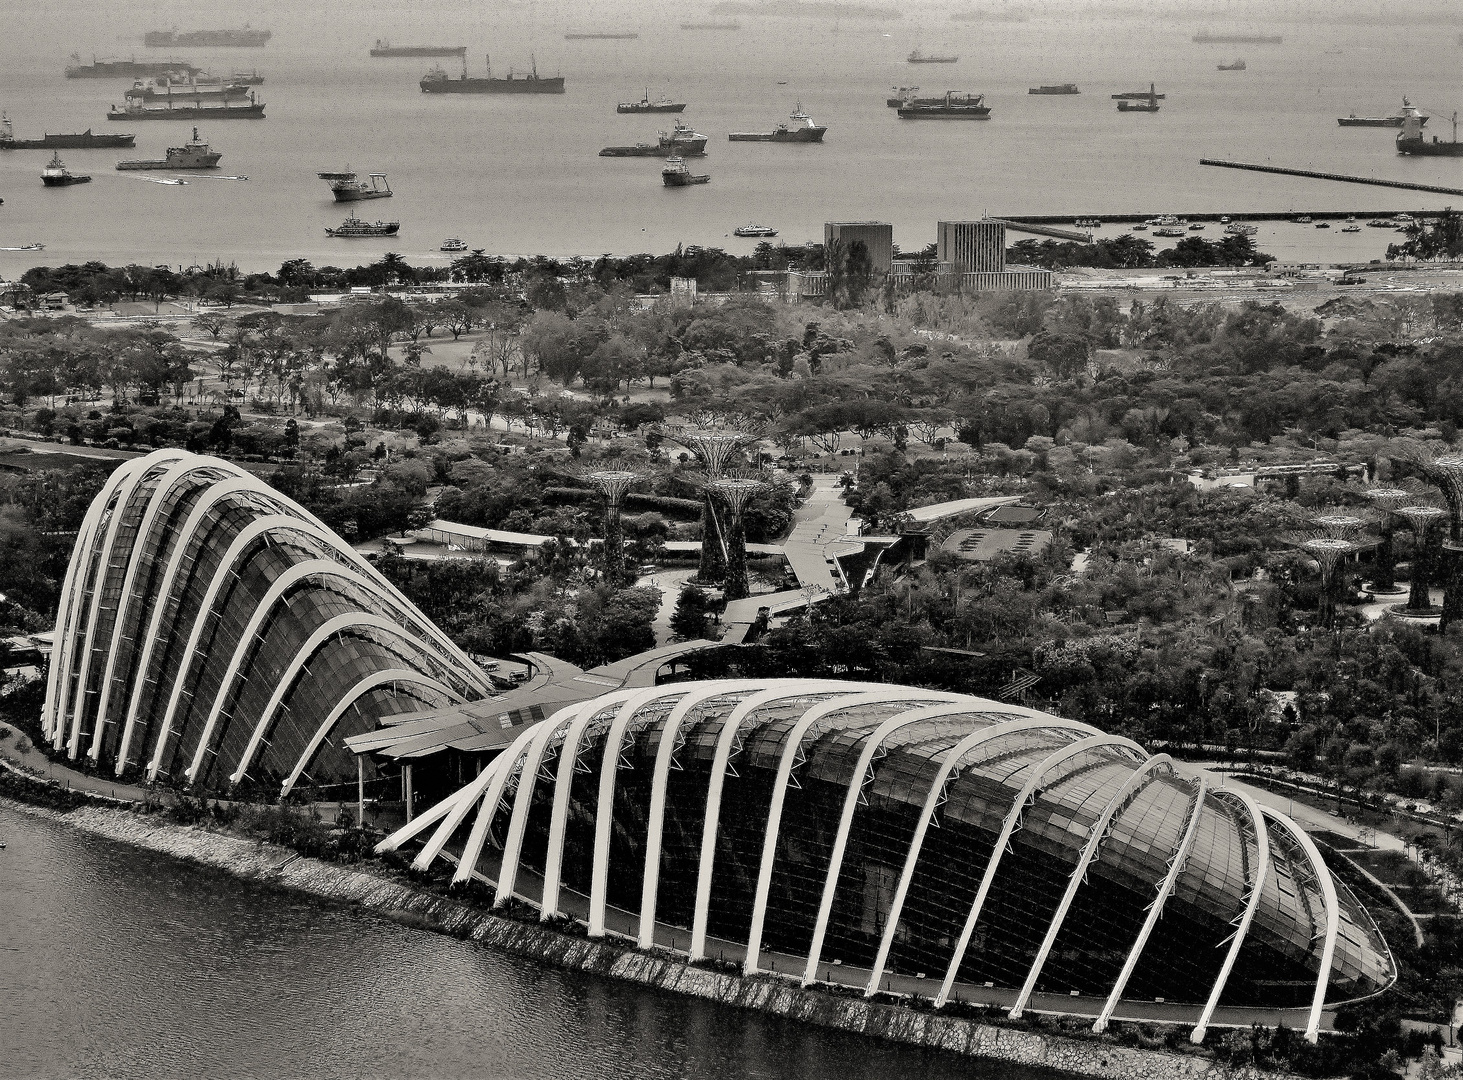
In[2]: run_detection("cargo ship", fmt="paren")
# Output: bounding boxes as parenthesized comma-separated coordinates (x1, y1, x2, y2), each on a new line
(117, 128, 221, 169)
(1117, 85, 1161, 112)
(908, 49, 958, 63)
(1112, 88, 1165, 99)
(317, 170, 393, 201)
(565, 32, 639, 39)
(617, 90, 686, 113)
(1217, 58, 1246, 70)
(144, 27, 272, 47)
(1028, 83, 1079, 94)
(1339, 98, 1426, 127)
(66, 55, 200, 78)
(125, 75, 251, 102)
(680, 21, 740, 29)
(420, 56, 565, 94)
(326, 216, 400, 237)
(229, 70, 265, 85)
(1192, 32, 1281, 43)
(0, 115, 135, 149)
(897, 91, 990, 118)
(662, 155, 710, 186)
(371, 41, 466, 57)
(1397, 107, 1463, 157)
(108, 94, 265, 120)
(729, 106, 826, 141)
(41, 153, 91, 186)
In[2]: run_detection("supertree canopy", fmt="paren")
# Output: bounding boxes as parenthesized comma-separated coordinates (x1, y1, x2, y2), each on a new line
(586, 470, 638, 586)
(708, 477, 767, 602)
(663, 426, 760, 585)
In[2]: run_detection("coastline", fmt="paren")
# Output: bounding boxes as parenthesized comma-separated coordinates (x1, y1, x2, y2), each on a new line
(0, 788, 1314, 1080)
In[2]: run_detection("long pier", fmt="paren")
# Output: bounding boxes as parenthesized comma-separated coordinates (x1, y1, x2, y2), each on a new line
(1198, 158, 1463, 197)
(987, 218, 1093, 241)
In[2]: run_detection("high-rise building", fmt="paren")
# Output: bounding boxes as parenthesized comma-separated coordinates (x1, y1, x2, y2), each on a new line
(938, 219, 1007, 273)
(824, 221, 894, 275)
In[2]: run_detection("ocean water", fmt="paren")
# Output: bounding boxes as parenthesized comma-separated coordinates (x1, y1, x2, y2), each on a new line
(0, 0, 1460, 278)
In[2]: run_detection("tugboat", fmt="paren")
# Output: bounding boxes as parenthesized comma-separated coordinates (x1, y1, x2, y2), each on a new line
(420, 55, 565, 94)
(897, 91, 990, 119)
(0, 114, 135, 149)
(662, 155, 710, 186)
(734, 223, 778, 237)
(617, 89, 687, 113)
(116, 127, 222, 169)
(41, 152, 91, 186)
(317, 170, 392, 201)
(1117, 85, 1161, 112)
(659, 119, 708, 153)
(907, 49, 958, 63)
(1217, 58, 1246, 70)
(371, 41, 467, 57)
(1339, 98, 1427, 127)
(440, 238, 468, 251)
(326, 216, 400, 237)
(729, 106, 826, 141)
(1397, 105, 1463, 156)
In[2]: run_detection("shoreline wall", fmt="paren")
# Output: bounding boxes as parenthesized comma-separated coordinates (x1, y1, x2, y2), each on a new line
(1, 795, 1305, 1080)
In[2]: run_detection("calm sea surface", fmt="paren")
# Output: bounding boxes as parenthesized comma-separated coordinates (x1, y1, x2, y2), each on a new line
(0, 802, 1050, 1080)
(0, 0, 1461, 276)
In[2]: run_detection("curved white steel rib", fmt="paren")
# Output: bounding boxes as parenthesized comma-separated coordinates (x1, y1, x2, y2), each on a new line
(1008, 754, 1173, 1018)
(854, 717, 1091, 993)
(1189, 789, 1270, 1044)
(636, 682, 750, 947)
(1092, 776, 1208, 1034)
(740, 691, 965, 974)
(931, 733, 1145, 1008)
(1261, 808, 1339, 1044)
(688, 682, 869, 960)
(451, 723, 553, 882)
(376, 770, 491, 854)
(278, 669, 456, 796)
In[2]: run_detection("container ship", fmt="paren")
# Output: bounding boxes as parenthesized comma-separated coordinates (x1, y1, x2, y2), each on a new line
(117, 128, 221, 169)
(662, 156, 709, 186)
(326, 216, 399, 237)
(0, 115, 134, 149)
(109, 94, 265, 120)
(618, 90, 686, 113)
(420, 56, 565, 94)
(144, 27, 272, 47)
(1028, 83, 1079, 94)
(1397, 107, 1463, 156)
(1339, 98, 1426, 127)
(370, 41, 466, 57)
(318, 171, 393, 201)
(1192, 32, 1281, 43)
(729, 107, 826, 141)
(66, 55, 200, 78)
(897, 91, 990, 118)
(41, 153, 91, 186)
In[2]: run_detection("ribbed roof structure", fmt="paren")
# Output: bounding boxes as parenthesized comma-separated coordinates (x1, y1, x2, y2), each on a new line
(380, 681, 1395, 1042)
(42, 449, 491, 795)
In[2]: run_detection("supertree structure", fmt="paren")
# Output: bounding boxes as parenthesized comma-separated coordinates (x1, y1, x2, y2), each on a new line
(663, 426, 759, 584)
(586, 470, 638, 586)
(1361, 488, 1412, 595)
(707, 477, 766, 601)
(1393, 504, 1446, 614)
(1312, 513, 1367, 540)
(1431, 457, 1463, 628)
(1300, 537, 1365, 629)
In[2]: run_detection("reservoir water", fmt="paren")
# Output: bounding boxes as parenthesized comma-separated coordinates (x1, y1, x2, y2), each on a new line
(0, 802, 1054, 1079)
(0, 0, 1461, 277)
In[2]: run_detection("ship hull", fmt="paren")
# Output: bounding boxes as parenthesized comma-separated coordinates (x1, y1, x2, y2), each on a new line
(565, 34, 638, 39)
(326, 225, 400, 236)
(127, 87, 250, 102)
(1029, 86, 1079, 94)
(333, 188, 393, 201)
(617, 103, 687, 113)
(42, 175, 91, 186)
(108, 104, 265, 119)
(601, 144, 679, 157)
(1118, 104, 1160, 112)
(371, 46, 467, 56)
(1112, 91, 1166, 99)
(1339, 117, 1419, 127)
(420, 78, 565, 94)
(1192, 34, 1281, 43)
(728, 128, 826, 141)
(897, 108, 989, 119)
(662, 173, 710, 186)
(146, 31, 272, 47)
(1, 131, 135, 149)
(907, 57, 958, 63)
(1397, 139, 1463, 157)
(67, 61, 200, 78)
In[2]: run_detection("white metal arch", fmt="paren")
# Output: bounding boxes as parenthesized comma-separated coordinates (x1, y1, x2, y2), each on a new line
(450, 722, 558, 883)
(586, 685, 700, 936)
(687, 681, 873, 960)
(1261, 807, 1339, 1044)
(57, 456, 156, 754)
(851, 717, 1093, 993)
(1190, 789, 1270, 1044)
(182, 554, 447, 782)
(635, 681, 757, 947)
(88, 453, 236, 758)
(1008, 754, 1174, 1018)
(740, 690, 965, 974)
(227, 611, 467, 786)
(279, 669, 457, 797)
(1092, 775, 1208, 1034)
(376, 767, 497, 855)
(932, 733, 1147, 1007)
(494, 690, 641, 903)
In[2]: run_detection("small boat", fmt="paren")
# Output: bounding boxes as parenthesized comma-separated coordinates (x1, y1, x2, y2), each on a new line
(41, 152, 91, 186)
(617, 89, 687, 113)
(1074, 217, 1102, 228)
(1188, 222, 1205, 230)
(1219, 215, 1230, 223)
(734, 223, 777, 237)
(1224, 221, 1258, 236)
(662, 155, 709, 186)
(1153, 226, 1186, 237)
(908, 49, 958, 63)
(441, 237, 468, 251)
(1217, 58, 1246, 70)
(326, 216, 400, 237)
(1295, 215, 1312, 223)
(1315, 221, 1330, 228)
(1341, 224, 1361, 232)
(1132, 222, 1149, 231)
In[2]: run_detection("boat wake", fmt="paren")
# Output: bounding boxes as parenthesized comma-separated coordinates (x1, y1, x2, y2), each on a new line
(129, 176, 188, 185)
